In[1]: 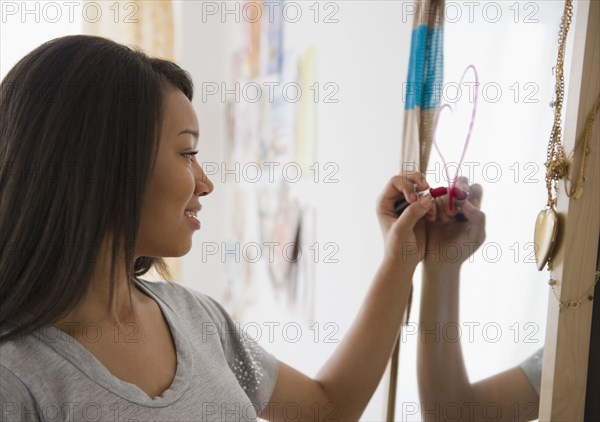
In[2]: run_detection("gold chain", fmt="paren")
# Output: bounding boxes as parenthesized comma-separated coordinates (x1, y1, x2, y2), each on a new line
(548, 264, 600, 311)
(544, 0, 600, 310)
(565, 94, 600, 199)
(544, 0, 573, 211)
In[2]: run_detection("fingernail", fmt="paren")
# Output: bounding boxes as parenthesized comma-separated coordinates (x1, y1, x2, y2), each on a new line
(454, 187, 468, 200)
(420, 197, 433, 209)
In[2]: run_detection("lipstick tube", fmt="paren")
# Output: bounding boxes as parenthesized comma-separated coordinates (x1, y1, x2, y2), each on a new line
(394, 187, 448, 216)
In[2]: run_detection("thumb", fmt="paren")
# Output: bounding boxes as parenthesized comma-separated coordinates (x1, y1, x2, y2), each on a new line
(395, 196, 433, 232)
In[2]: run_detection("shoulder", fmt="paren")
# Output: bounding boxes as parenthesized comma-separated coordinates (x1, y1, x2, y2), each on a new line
(135, 278, 234, 326)
(1, 362, 33, 397)
(521, 347, 543, 367)
(136, 278, 219, 309)
(0, 322, 81, 402)
(519, 347, 544, 395)
(1, 361, 39, 420)
(0, 324, 56, 373)
(135, 278, 248, 352)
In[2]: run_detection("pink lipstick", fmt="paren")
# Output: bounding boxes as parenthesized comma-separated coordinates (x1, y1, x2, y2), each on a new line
(394, 187, 448, 216)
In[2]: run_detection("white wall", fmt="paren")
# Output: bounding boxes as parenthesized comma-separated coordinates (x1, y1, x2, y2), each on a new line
(178, 2, 416, 419)
(0, 2, 83, 80)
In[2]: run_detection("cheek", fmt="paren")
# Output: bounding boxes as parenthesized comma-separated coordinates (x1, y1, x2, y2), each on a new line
(141, 159, 195, 226)
(169, 164, 196, 203)
(157, 171, 190, 201)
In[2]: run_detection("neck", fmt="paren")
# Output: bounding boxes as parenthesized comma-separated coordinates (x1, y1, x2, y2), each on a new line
(53, 238, 148, 328)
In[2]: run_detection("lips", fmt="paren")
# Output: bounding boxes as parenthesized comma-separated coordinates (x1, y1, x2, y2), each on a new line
(184, 204, 202, 216)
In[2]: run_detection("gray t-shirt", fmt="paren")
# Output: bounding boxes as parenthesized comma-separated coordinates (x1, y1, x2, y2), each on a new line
(519, 348, 543, 395)
(0, 278, 279, 421)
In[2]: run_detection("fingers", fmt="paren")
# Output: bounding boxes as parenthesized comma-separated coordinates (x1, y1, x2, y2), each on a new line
(396, 196, 434, 232)
(461, 200, 485, 223)
(430, 177, 484, 223)
(425, 199, 437, 221)
(437, 191, 459, 219)
(453, 177, 470, 220)
(433, 197, 451, 223)
(379, 171, 430, 204)
(455, 182, 484, 224)
(467, 183, 483, 208)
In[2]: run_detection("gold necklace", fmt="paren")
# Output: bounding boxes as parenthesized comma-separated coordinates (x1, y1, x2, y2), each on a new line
(537, 0, 600, 310)
(549, 270, 600, 311)
(565, 95, 600, 199)
(533, 0, 574, 272)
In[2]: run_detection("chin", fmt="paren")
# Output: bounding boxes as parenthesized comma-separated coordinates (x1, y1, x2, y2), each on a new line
(174, 240, 194, 257)
(144, 241, 193, 258)
(164, 246, 192, 258)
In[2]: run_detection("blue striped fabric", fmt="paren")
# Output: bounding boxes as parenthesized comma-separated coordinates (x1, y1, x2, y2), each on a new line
(405, 24, 444, 110)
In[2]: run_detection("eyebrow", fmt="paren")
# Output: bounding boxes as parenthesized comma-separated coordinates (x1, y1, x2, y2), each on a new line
(178, 129, 199, 140)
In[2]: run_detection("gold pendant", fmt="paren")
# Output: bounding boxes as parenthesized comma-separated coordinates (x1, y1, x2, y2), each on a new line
(534, 208, 559, 271)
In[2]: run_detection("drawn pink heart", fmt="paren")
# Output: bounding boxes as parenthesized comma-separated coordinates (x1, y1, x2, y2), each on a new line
(432, 64, 479, 211)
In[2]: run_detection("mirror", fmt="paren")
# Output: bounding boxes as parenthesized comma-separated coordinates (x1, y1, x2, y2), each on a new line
(393, 1, 572, 420)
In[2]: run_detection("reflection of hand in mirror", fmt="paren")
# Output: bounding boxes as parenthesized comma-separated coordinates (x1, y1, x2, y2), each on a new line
(424, 176, 486, 269)
(376, 170, 435, 269)
(417, 176, 541, 422)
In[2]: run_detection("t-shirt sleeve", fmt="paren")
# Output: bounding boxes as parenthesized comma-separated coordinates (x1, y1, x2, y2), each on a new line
(0, 364, 40, 422)
(519, 347, 543, 396)
(200, 295, 279, 416)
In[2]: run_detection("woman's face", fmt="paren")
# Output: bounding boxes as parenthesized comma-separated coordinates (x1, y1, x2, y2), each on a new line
(136, 87, 214, 257)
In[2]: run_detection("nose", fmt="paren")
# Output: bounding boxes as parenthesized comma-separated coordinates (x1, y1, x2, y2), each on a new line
(194, 163, 214, 197)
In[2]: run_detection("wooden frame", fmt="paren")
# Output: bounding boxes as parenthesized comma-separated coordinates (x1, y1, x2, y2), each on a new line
(539, 0, 600, 420)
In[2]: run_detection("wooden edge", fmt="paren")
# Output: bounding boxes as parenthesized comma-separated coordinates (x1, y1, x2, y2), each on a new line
(539, 1, 600, 420)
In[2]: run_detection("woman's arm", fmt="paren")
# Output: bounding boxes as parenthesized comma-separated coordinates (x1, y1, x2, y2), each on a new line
(417, 180, 539, 422)
(419, 265, 539, 422)
(418, 264, 470, 412)
(262, 259, 415, 421)
(260, 171, 436, 421)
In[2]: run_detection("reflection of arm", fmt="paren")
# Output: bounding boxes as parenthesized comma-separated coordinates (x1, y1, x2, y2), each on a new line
(417, 264, 540, 422)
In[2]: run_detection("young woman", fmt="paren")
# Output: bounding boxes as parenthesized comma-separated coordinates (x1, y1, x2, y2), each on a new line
(0, 35, 438, 421)
(417, 177, 542, 422)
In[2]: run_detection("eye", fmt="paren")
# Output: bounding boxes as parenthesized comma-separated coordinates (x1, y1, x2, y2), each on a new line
(182, 151, 199, 162)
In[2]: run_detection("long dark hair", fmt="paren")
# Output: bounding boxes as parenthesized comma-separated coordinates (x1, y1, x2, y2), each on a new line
(0, 35, 194, 343)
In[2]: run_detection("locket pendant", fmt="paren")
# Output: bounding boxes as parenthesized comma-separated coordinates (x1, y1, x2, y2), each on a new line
(534, 208, 559, 271)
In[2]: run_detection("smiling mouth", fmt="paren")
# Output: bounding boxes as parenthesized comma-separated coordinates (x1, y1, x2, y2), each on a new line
(184, 212, 201, 230)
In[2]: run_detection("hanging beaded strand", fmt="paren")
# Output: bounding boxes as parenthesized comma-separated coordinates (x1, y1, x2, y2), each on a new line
(565, 95, 600, 199)
(544, 0, 600, 310)
(544, 0, 573, 213)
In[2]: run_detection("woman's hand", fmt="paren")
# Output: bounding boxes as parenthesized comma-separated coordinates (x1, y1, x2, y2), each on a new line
(424, 176, 486, 269)
(376, 171, 436, 272)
